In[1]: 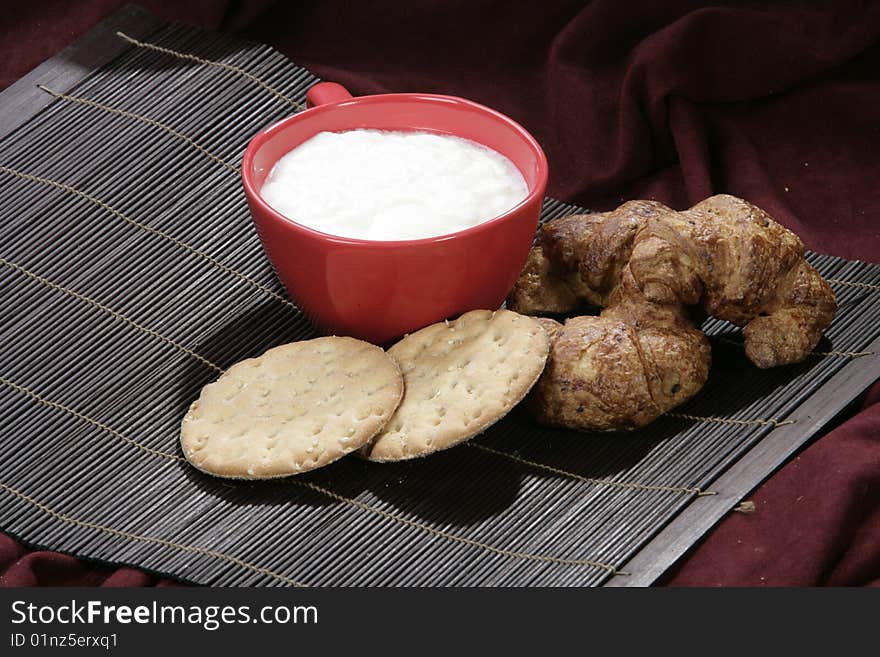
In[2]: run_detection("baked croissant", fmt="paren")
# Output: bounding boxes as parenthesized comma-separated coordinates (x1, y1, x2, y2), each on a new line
(508, 194, 836, 431)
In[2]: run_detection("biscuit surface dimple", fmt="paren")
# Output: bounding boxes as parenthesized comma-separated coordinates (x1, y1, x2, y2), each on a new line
(180, 337, 403, 479)
(362, 309, 550, 462)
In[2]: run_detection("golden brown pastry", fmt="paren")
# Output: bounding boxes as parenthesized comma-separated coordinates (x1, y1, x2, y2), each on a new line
(511, 194, 836, 431)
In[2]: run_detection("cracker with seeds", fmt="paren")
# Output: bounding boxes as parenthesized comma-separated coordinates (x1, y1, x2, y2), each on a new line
(361, 309, 550, 462)
(181, 337, 403, 479)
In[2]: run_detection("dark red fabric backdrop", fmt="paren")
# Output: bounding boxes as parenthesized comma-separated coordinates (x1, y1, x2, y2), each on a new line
(0, 0, 878, 587)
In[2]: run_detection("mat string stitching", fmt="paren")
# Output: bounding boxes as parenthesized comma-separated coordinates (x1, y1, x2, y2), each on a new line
(0, 165, 297, 310)
(0, 258, 223, 374)
(116, 31, 306, 111)
(0, 480, 306, 587)
(0, 376, 185, 462)
(292, 481, 625, 574)
(467, 443, 715, 497)
(667, 412, 795, 428)
(827, 278, 880, 291)
(809, 350, 874, 358)
(0, 375, 624, 575)
(37, 85, 239, 173)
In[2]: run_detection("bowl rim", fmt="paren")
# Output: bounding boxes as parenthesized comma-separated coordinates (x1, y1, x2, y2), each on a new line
(240, 92, 549, 247)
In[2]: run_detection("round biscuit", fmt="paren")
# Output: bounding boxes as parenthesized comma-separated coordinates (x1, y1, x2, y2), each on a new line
(180, 336, 403, 478)
(361, 309, 550, 462)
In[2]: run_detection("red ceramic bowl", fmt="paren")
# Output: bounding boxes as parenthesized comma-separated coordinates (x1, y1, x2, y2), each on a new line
(241, 82, 548, 345)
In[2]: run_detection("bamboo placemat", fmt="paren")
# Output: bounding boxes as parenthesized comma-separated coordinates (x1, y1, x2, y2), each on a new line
(0, 7, 877, 586)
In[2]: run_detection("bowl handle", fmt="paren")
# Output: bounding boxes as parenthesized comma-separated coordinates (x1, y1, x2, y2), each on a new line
(306, 82, 353, 108)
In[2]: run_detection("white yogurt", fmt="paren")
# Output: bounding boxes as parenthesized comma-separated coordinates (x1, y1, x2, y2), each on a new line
(259, 129, 529, 240)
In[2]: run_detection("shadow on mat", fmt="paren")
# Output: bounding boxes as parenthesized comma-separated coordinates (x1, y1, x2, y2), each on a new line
(178, 438, 524, 525)
(683, 332, 827, 419)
